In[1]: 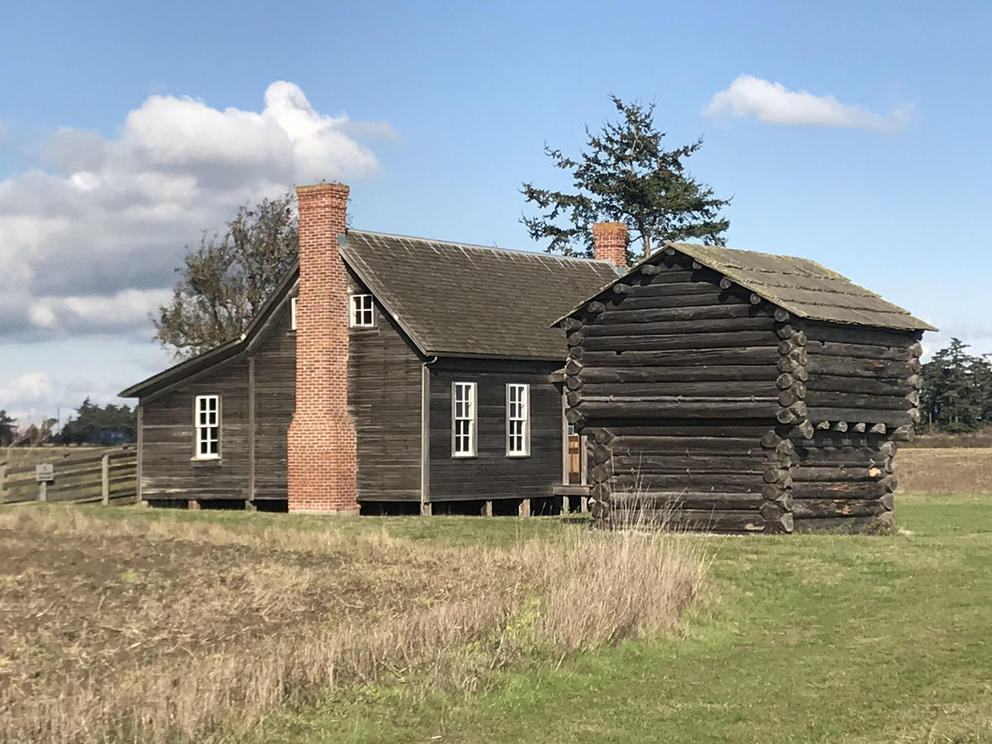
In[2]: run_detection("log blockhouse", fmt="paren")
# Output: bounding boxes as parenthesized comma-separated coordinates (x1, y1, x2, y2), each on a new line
(557, 238, 935, 533)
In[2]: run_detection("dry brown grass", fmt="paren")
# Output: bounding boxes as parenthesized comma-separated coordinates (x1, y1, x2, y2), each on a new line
(897, 447, 992, 494)
(907, 428, 992, 448)
(0, 507, 704, 743)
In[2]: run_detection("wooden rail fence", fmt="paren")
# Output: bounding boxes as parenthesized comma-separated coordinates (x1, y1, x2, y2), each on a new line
(0, 447, 137, 505)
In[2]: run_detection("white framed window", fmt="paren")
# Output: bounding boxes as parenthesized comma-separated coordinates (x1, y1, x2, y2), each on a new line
(350, 294, 374, 327)
(194, 395, 220, 460)
(290, 297, 297, 331)
(452, 382, 477, 457)
(506, 383, 530, 457)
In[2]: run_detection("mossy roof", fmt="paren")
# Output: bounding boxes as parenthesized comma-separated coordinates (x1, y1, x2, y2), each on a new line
(558, 242, 935, 332)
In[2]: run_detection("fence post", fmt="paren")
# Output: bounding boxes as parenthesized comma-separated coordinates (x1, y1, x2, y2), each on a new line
(0, 460, 6, 504)
(101, 453, 111, 506)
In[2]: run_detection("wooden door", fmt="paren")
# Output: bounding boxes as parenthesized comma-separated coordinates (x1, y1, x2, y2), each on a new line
(568, 434, 581, 483)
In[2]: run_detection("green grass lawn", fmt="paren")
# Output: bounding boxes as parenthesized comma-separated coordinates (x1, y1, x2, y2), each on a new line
(234, 493, 992, 744)
(64, 495, 992, 742)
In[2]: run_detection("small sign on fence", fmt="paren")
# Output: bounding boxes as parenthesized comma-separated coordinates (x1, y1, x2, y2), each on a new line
(35, 463, 54, 483)
(1, 448, 136, 506)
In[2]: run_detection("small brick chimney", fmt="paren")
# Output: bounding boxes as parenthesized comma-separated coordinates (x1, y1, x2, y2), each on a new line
(591, 221, 628, 268)
(287, 182, 357, 513)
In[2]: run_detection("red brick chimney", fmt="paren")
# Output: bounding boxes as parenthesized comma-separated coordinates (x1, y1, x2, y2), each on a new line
(287, 182, 357, 513)
(591, 221, 628, 268)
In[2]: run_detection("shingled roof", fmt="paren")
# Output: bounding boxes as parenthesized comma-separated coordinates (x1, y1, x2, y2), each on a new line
(121, 230, 617, 398)
(558, 241, 934, 332)
(341, 230, 620, 359)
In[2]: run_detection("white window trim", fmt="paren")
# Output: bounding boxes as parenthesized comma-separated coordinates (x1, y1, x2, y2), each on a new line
(290, 297, 297, 331)
(506, 383, 531, 457)
(451, 381, 477, 458)
(193, 395, 221, 461)
(349, 293, 375, 328)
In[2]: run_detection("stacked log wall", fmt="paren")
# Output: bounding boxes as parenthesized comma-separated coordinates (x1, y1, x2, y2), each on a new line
(565, 249, 790, 533)
(791, 322, 923, 531)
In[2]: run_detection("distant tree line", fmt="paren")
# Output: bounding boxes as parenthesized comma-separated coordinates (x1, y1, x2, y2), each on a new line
(0, 399, 136, 448)
(56, 399, 137, 445)
(920, 338, 992, 433)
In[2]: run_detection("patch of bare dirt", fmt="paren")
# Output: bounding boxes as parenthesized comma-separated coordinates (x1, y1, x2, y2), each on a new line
(0, 507, 704, 744)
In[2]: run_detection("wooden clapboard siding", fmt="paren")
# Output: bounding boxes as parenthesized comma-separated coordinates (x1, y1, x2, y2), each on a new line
(135, 268, 564, 507)
(347, 273, 423, 501)
(140, 286, 299, 503)
(140, 356, 252, 500)
(250, 289, 296, 500)
(428, 358, 561, 502)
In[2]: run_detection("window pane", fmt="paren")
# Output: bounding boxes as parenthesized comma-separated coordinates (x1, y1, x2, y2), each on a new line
(195, 397, 221, 458)
(350, 294, 374, 326)
(507, 385, 528, 455)
(452, 382, 475, 455)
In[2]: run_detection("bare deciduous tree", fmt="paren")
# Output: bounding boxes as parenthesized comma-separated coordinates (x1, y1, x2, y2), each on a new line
(154, 194, 298, 358)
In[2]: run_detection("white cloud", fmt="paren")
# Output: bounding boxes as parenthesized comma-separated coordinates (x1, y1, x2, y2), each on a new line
(28, 288, 173, 335)
(0, 81, 393, 342)
(0, 372, 55, 403)
(0, 336, 173, 423)
(0, 367, 136, 426)
(705, 75, 912, 131)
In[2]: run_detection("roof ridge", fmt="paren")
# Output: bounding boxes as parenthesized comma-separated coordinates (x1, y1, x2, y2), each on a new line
(668, 241, 848, 275)
(348, 228, 614, 266)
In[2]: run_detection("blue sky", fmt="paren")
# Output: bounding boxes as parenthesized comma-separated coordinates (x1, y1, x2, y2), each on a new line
(1, 0, 989, 424)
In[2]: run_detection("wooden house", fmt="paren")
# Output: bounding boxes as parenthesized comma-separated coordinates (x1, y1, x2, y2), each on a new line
(120, 183, 619, 514)
(557, 224, 935, 533)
